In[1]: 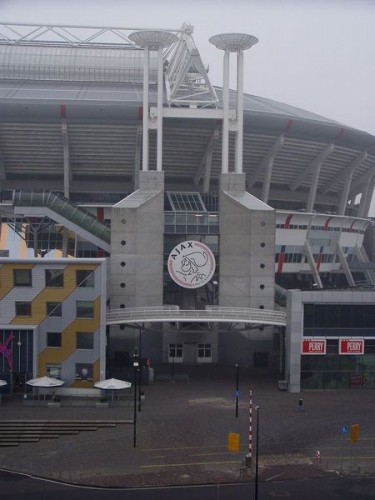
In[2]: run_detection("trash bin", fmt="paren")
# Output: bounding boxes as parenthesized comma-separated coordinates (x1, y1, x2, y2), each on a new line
(278, 380, 288, 391)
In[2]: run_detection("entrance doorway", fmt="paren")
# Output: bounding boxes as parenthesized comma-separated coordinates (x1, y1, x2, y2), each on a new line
(254, 352, 269, 368)
(183, 342, 197, 364)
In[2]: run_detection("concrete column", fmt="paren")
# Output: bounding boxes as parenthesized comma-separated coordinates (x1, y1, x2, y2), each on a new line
(61, 120, 70, 198)
(286, 290, 303, 393)
(235, 50, 244, 174)
(209, 33, 258, 174)
(129, 30, 177, 173)
(358, 175, 375, 218)
(222, 49, 230, 174)
(157, 45, 163, 172)
(142, 46, 149, 171)
(338, 173, 353, 215)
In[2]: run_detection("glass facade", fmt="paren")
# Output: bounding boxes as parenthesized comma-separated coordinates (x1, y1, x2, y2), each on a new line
(302, 351, 375, 390)
(304, 304, 375, 337)
(301, 305, 375, 390)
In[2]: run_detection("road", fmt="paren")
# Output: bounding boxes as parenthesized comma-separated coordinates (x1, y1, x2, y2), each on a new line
(2, 470, 375, 499)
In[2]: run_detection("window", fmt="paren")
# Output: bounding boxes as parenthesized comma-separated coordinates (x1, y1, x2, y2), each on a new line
(198, 343, 212, 359)
(303, 304, 375, 334)
(45, 269, 64, 287)
(76, 332, 94, 350)
(169, 343, 183, 359)
(46, 364, 62, 379)
(76, 301, 95, 318)
(46, 302, 62, 317)
(75, 363, 93, 381)
(13, 269, 32, 286)
(47, 331, 61, 347)
(76, 270, 95, 288)
(15, 301, 31, 316)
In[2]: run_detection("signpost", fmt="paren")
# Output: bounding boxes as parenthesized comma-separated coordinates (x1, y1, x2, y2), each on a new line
(340, 425, 349, 473)
(235, 363, 239, 418)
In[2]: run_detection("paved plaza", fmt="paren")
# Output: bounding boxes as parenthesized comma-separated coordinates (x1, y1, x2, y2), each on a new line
(0, 365, 374, 487)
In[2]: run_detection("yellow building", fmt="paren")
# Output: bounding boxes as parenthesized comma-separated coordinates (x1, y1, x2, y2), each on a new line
(0, 258, 107, 391)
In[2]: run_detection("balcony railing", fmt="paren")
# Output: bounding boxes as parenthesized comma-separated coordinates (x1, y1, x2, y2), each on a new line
(107, 305, 286, 327)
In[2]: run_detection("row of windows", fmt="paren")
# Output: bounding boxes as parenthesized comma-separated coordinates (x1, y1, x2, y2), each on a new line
(304, 304, 375, 329)
(47, 331, 94, 349)
(13, 269, 95, 288)
(275, 253, 337, 264)
(276, 224, 308, 230)
(276, 224, 364, 234)
(15, 300, 95, 318)
(313, 254, 335, 263)
(47, 362, 94, 381)
(275, 253, 304, 263)
(169, 343, 212, 358)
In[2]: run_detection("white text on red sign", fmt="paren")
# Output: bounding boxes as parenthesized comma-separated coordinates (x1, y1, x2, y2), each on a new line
(301, 339, 326, 354)
(339, 339, 364, 355)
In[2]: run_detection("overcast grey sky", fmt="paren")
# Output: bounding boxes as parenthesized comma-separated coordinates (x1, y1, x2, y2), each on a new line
(2, 0, 375, 208)
(2, 0, 374, 135)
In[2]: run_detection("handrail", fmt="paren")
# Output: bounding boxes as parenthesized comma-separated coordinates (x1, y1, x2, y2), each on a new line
(106, 306, 286, 327)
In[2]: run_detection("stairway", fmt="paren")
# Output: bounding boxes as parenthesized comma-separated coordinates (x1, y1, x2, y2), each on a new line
(0, 419, 132, 447)
(12, 189, 111, 252)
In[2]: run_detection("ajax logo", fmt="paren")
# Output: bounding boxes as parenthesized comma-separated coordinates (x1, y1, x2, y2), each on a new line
(168, 240, 216, 289)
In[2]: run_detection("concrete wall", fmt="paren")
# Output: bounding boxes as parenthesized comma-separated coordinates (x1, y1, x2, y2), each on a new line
(285, 289, 303, 392)
(162, 326, 219, 364)
(109, 171, 164, 309)
(217, 173, 276, 368)
(219, 327, 277, 368)
(219, 173, 275, 310)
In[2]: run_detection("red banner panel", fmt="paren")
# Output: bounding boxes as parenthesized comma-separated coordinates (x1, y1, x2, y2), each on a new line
(301, 339, 326, 355)
(339, 339, 364, 355)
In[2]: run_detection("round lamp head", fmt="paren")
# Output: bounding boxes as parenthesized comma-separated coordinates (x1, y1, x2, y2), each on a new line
(209, 33, 258, 51)
(129, 30, 178, 50)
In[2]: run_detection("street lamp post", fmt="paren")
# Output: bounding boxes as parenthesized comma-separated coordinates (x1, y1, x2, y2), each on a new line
(138, 326, 142, 412)
(212, 280, 218, 305)
(235, 363, 239, 418)
(255, 405, 260, 500)
(133, 350, 139, 448)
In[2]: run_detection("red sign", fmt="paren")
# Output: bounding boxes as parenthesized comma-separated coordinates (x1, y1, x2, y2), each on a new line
(301, 339, 326, 355)
(339, 339, 364, 355)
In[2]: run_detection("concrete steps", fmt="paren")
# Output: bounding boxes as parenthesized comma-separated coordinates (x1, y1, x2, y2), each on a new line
(0, 419, 132, 447)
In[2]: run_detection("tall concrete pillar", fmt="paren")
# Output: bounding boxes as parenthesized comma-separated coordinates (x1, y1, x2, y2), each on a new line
(129, 30, 178, 172)
(209, 33, 258, 174)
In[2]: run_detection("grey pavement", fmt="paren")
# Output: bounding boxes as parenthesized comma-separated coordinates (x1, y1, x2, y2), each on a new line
(0, 365, 374, 487)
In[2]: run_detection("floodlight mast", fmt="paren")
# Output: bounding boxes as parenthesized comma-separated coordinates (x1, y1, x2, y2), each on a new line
(129, 31, 178, 173)
(209, 33, 258, 175)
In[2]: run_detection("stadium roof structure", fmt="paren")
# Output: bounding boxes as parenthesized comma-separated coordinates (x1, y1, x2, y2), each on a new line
(0, 22, 374, 214)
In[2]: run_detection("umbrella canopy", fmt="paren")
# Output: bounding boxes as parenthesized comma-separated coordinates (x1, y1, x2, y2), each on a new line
(94, 378, 131, 390)
(26, 376, 64, 388)
(0, 380, 7, 387)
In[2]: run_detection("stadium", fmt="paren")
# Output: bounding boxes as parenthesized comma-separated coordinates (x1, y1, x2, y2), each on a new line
(0, 22, 375, 394)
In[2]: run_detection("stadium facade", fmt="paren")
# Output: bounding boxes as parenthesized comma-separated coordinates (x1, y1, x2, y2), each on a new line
(0, 23, 375, 393)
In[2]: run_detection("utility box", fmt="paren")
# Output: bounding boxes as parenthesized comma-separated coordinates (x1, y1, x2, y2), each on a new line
(278, 380, 288, 391)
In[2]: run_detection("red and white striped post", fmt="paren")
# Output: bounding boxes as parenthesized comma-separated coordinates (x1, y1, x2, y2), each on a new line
(246, 388, 253, 465)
